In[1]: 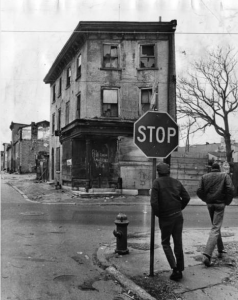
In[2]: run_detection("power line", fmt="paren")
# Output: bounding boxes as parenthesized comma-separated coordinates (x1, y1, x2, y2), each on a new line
(1, 30, 238, 34)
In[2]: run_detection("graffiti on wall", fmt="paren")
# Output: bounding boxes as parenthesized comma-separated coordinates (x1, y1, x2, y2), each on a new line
(92, 149, 109, 168)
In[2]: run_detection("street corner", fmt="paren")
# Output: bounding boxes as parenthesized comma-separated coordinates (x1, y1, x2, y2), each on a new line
(95, 241, 159, 300)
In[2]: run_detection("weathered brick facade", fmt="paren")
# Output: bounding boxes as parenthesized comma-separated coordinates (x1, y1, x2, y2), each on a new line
(9, 121, 50, 173)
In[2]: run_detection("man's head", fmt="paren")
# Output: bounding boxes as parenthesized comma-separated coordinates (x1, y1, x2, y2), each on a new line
(157, 163, 170, 176)
(211, 162, 221, 171)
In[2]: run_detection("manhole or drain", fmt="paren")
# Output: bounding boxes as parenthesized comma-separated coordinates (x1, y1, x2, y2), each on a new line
(128, 242, 159, 250)
(20, 212, 44, 216)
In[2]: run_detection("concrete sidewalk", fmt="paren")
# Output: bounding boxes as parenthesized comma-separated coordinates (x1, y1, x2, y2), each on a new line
(97, 228, 238, 300)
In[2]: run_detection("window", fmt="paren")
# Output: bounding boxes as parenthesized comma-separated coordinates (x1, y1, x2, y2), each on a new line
(52, 85, 56, 102)
(140, 45, 155, 68)
(66, 67, 71, 87)
(58, 77, 62, 96)
(102, 89, 118, 117)
(76, 94, 81, 119)
(52, 113, 55, 134)
(141, 89, 152, 114)
(76, 54, 81, 78)
(57, 108, 61, 130)
(103, 44, 118, 68)
(65, 101, 70, 125)
(56, 147, 60, 172)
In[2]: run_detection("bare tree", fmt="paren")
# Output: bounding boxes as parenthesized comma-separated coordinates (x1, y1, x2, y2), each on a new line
(177, 46, 238, 162)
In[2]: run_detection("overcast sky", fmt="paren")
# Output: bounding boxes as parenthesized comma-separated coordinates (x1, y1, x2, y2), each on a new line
(1, 0, 238, 149)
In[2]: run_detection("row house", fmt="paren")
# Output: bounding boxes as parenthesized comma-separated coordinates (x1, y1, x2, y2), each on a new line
(9, 121, 50, 173)
(44, 20, 177, 191)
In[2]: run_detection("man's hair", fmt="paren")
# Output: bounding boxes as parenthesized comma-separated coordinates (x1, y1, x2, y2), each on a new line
(156, 163, 170, 175)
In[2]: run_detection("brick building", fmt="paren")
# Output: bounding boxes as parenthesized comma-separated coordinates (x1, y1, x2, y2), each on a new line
(44, 20, 177, 191)
(9, 121, 50, 173)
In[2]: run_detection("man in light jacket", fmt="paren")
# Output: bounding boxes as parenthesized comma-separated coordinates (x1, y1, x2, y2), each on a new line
(151, 163, 190, 281)
(197, 162, 235, 266)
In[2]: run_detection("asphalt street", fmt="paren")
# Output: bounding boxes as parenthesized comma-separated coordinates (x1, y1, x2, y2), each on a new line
(1, 183, 136, 300)
(1, 179, 238, 300)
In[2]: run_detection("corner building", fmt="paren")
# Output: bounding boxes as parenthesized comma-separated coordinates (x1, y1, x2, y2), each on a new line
(44, 20, 177, 191)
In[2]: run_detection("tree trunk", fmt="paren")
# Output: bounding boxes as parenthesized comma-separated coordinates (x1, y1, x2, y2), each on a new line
(224, 134, 232, 162)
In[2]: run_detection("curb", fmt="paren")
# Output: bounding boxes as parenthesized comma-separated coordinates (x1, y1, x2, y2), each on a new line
(96, 245, 157, 300)
(9, 184, 36, 203)
(8, 184, 77, 205)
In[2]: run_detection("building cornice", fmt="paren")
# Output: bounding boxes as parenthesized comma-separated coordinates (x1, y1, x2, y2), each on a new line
(59, 118, 134, 143)
(43, 20, 177, 85)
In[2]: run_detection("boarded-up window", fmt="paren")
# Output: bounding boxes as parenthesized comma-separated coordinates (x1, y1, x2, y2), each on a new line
(103, 45, 118, 68)
(102, 89, 118, 117)
(140, 45, 155, 68)
(56, 147, 60, 171)
(141, 89, 152, 114)
(65, 101, 70, 125)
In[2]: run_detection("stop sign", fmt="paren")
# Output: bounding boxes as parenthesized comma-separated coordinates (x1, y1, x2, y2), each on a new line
(134, 111, 179, 158)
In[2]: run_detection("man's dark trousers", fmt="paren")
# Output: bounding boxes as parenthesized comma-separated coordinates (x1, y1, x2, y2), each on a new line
(158, 211, 184, 271)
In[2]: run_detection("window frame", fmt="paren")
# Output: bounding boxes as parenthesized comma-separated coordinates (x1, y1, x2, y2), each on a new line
(76, 93, 81, 119)
(101, 88, 120, 118)
(52, 84, 56, 103)
(57, 108, 61, 130)
(138, 43, 157, 70)
(56, 147, 60, 172)
(76, 54, 82, 79)
(58, 77, 62, 97)
(101, 43, 121, 70)
(139, 88, 153, 115)
(65, 101, 70, 125)
(66, 66, 71, 88)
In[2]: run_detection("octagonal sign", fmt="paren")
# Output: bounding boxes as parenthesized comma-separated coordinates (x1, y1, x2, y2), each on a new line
(134, 111, 179, 158)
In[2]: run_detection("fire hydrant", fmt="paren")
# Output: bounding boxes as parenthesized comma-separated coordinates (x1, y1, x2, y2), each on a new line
(113, 213, 129, 255)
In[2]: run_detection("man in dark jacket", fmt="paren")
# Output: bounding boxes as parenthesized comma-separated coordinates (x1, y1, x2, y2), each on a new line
(197, 162, 235, 267)
(151, 163, 190, 281)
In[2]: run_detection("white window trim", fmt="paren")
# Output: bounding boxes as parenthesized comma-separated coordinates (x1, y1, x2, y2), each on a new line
(139, 87, 153, 115)
(101, 43, 121, 70)
(101, 87, 121, 117)
(137, 43, 157, 70)
(76, 54, 82, 79)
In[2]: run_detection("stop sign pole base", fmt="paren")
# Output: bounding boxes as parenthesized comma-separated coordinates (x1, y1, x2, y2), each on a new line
(149, 158, 157, 277)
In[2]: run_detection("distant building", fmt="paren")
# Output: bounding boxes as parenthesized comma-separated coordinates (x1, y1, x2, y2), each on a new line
(9, 121, 50, 173)
(44, 20, 177, 190)
(178, 140, 238, 163)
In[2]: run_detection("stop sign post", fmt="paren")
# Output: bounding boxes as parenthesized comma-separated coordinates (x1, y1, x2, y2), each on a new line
(133, 111, 179, 276)
(134, 111, 179, 158)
